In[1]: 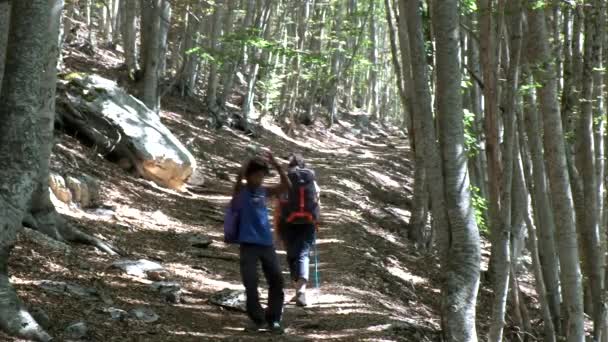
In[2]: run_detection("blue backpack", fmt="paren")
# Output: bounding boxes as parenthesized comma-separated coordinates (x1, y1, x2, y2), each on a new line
(224, 192, 244, 243)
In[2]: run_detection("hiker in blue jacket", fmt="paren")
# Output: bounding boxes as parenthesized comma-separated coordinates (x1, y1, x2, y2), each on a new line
(232, 151, 290, 333)
(277, 154, 320, 307)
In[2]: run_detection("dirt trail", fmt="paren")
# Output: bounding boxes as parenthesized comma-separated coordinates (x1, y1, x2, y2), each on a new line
(3, 105, 444, 341)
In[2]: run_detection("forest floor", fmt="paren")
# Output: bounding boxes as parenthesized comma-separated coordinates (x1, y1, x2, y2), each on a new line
(0, 46, 539, 341)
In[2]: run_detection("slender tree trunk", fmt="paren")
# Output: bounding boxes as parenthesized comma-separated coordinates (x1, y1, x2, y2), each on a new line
(158, 0, 171, 77)
(120, 0, 139, 77)
(112, 0, 121, 42)
(397, 0, 428, 247)
(383, 0, 407, 122)
(478, 0, 502, 268)
(576, 0, 604, 336)
(368, 0, 379, 121)
(241, 0, 272, 130)
(0, 1, 9, 88)
(0, 1, 58, 340)
(206, 1, 224, 113)
(526, 3, 585, 340)
(521, 68, 562, 333)
(489, 2, 522, 340)
(519, 141, 557, 342)
(327, 2, 344, 126)
(432, 0, 481, 340)
(139, 0, 163, 112)
(403, 0, 450, 261)
(219, 0, 237, 105)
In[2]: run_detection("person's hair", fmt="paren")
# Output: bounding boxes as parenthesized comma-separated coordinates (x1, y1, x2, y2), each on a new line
(288, 153, 305, 168)
(245, 157, 270, 177)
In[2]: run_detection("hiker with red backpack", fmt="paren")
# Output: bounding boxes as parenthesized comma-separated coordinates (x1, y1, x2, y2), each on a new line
(276, 154, 320, 307)
(224, 151, 290, 333)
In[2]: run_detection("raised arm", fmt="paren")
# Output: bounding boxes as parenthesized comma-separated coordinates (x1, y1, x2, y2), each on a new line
(266, 151, 290, 198)
(233, 163, 246, 198)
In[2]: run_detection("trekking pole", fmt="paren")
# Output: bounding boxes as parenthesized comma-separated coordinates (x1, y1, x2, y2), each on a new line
(313, 234, 320, 290)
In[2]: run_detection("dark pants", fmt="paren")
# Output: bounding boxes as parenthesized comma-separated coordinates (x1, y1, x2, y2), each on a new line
(239, 244, 284, 324)
(280, 224, 315, 282)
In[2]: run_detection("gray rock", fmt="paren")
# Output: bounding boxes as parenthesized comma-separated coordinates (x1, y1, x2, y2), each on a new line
(39, 280, 100, 301)
(188, 235, 212, 249)
(150, 281, 180, 292)
(61, 74, 197, 190)
(151, 281, 181, 304)
(209, 288, 246, 312)
(65, 321, 88, 339)
(130, 307, 159, 323)
(49, 173, 72, 203)
(162, 288, 181, 304)
(112, 259, 165, 278)
(31, 307, 52, 330)
(106, 307, 128, 321)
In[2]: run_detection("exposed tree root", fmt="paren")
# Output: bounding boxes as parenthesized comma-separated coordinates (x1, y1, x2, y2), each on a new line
(24, 209, 123, 256)
(0, 275, 52, 342)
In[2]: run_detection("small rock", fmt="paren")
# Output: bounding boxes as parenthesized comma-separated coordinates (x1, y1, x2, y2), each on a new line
(130, 307, 159, 323)
(66, 175, 88, 206)
(65, 321, 88, 339)
(107, 307, 128, 321)
(81, 174, 100, 206)
(112, 259, 165, 278)
(151, 282, 181, 304)
(39, 280, 100, 301)
(89, 208, 116, 219)
(162, 288, 181, 304)
(209, 288, 247, 312)
(31, 307, 52, 330)
(146, 270, 169, 281)
(150, 281, 181, 292)
(188, 235, 212, 249)
(49, 173, 72, 203)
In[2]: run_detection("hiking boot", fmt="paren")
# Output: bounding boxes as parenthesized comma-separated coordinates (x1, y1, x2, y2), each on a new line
(268, 322, 284, 334)
(244, 321, 265, 332)
(295, 291, 308, 307)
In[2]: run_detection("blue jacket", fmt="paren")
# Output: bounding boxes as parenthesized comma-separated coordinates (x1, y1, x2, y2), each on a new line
(237, 187, 273, 246)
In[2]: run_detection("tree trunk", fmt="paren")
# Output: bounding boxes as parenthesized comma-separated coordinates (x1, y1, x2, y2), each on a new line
(383, 0, 407, 124)
(368, 0, 379, 121)
(577, 0, 604, 336)
(403, 0, 450, 261)
(489, 1, 522, 340)
(478, 0, 502, 269)
(326, 2, 344, 126)
(111, 0, 120, 42)
(120, 0, 138, 77)
(0, 1, 9, 89)
(398, 0, 428, 248)
(432, 0, 481, 340)
(158, 0, 171, 77)
(206, 0, 224, 113)
(241, 0, 272, 130)
(521, 68, 562, 332)
(526, 3, 585, 340)
(139, 0, 163, 113)
(27, 0, 65, 242)
(0, 1, 57, 340)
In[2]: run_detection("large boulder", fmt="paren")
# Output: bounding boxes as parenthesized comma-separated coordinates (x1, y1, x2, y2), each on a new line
(56, 73, 197, 191)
